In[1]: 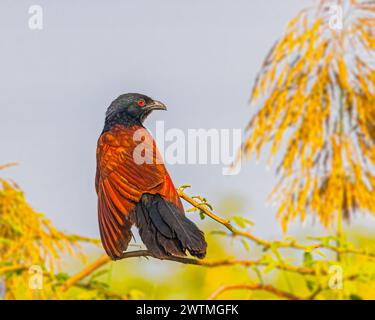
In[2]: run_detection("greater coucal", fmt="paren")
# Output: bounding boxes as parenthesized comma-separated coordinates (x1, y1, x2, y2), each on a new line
(96, 93, 207, 260)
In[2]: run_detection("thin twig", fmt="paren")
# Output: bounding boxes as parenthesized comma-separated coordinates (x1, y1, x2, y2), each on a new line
(59, 250, 324, 293)
(178, 190, 375, 258)
(208, 283, 303, 300)
(59, 189, 372, 293)
(72, 282, 130, 300)
(60, 254, 112, 292)
(66, 234, 101, 245)
(307, 274, 360, 300)
(0, 265, 25, 274)
(0, 163, 18, 171)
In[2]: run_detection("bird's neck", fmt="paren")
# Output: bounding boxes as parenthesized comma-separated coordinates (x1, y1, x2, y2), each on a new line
(103, 112, 143, 133)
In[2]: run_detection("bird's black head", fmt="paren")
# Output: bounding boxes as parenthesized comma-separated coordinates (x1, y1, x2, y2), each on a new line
(103, 93, 167, 131)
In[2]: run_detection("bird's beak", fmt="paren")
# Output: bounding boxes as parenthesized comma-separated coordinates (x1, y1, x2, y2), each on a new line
(144, 100, 167, 112)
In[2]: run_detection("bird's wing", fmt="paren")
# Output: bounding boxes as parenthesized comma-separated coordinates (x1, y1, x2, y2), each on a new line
(96, 125, 183, 259)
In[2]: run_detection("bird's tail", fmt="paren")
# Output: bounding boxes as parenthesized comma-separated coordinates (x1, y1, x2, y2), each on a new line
(134, 193, 207, 259)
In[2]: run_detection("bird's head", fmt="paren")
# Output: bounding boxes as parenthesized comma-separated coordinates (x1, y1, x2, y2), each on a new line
(105, 93, 167, 127)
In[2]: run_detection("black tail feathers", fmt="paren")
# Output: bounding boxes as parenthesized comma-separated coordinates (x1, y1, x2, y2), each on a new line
(135, 193, 207, 259)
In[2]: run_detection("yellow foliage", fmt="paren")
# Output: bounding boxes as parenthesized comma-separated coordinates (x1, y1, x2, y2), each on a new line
(0, 166, 97, 299)
(245, 0, 375, 230)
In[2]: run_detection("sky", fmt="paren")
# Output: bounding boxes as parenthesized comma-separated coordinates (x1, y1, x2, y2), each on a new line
(1, 0, 373, 242)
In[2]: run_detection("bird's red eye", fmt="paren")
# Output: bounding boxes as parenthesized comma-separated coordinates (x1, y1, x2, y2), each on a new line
(137, 99, 146, 107)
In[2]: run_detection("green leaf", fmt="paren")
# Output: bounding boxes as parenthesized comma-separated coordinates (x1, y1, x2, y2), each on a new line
(210, 230, 227, 236)
(90, 269, 109, 281)
(0, 217, 23, 235)
(251, 266, 263, 284)
(0, 237, 12, 245)
(55, 272, 70, 282)
(232, 216, 246, 228)
(349, 294, 363, 300)
(303, 252, 314, 267)
(305, 279, 315, 292)
(178, 184, 191, 190)
(232, 216, 254, 229)
(199, 211, 205, 220)
(270, 243, 283, 262)
(204, 202, 213, 210)
(241, 239, 250, 252)
(263, 261, 276, 274)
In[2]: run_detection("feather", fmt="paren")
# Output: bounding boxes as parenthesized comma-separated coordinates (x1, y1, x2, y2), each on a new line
(96, 124, 207, 260)
(135, 193, 206, 259)
(135, 203, 166, 258)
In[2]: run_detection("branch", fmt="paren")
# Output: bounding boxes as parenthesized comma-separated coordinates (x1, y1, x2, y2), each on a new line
(59, 189, 372, 293)
(177, 190, 375, 258)
(177, 189, 269, 247)
(0, 163, 18, 171)
(208, 283, 303, 300)
(65, 234, 101, 245)
(307, 274, 360, 300)
(72, 282, 130, 300)
(0, 265, 25, 274)
(60, 254, 112, 292)
(59, 249, 334, 293)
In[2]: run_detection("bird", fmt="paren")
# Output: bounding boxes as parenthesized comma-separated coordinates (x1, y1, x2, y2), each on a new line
(95, 93, 207, 261)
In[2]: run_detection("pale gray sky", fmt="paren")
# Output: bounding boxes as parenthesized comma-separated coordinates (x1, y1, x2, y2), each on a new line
(1, 0, 373, 241)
